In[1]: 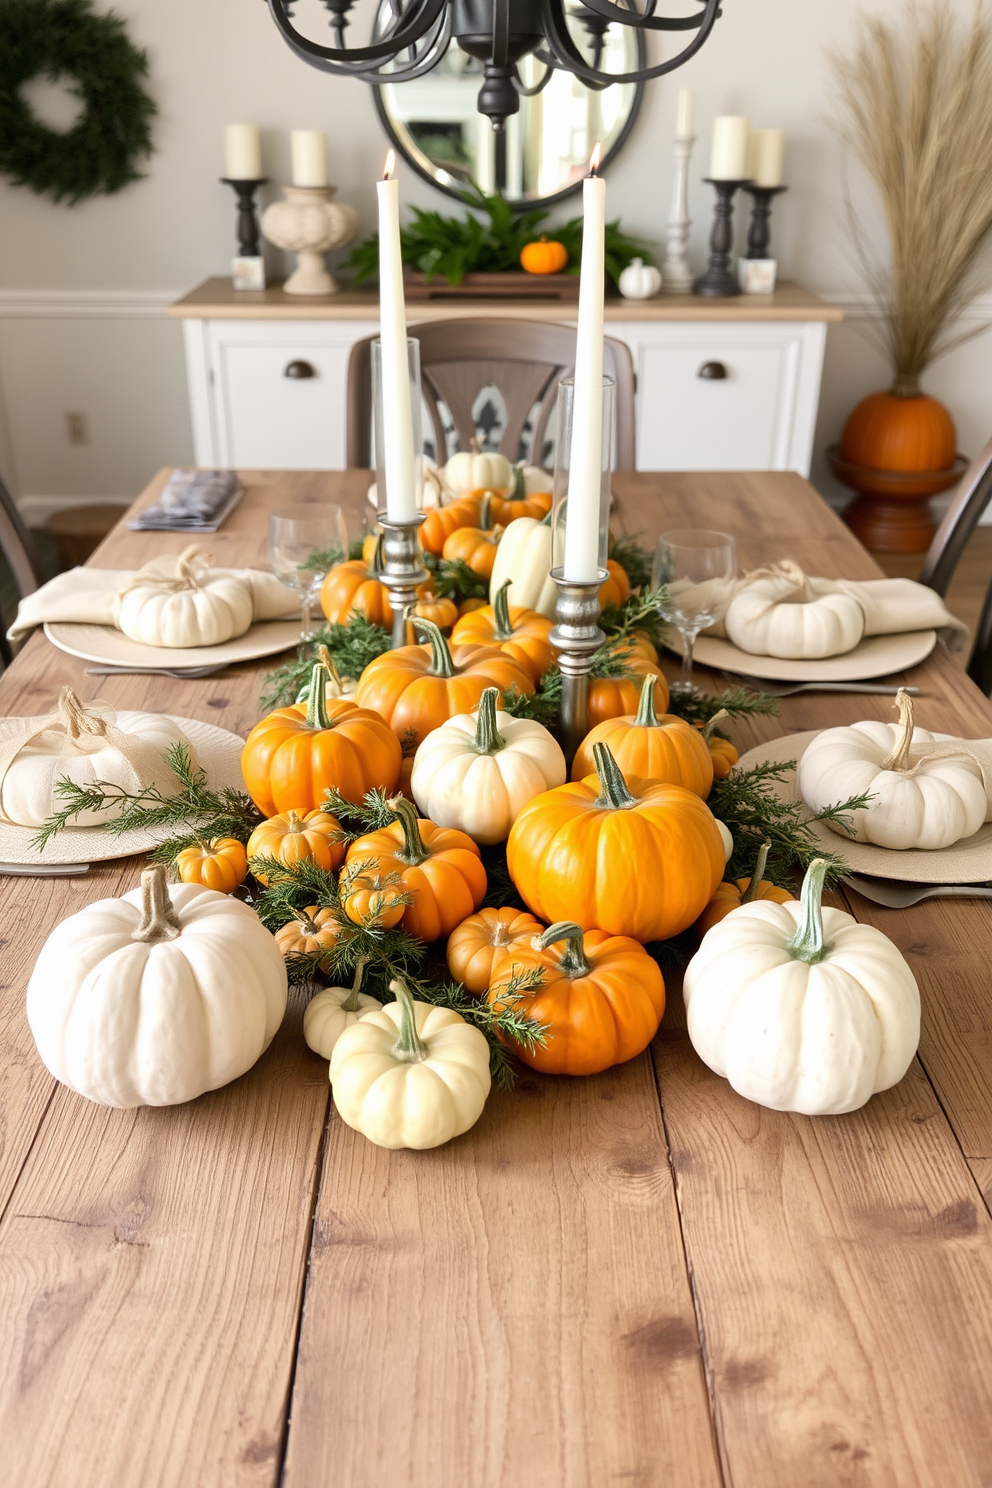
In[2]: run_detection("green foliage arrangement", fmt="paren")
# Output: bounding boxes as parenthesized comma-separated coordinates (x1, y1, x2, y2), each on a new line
(345, 183, 654, 289)
(0, 0, 156, 204)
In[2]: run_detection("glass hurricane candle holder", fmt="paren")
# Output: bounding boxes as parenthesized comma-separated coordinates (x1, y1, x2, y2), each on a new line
(372, 336, 429, 647)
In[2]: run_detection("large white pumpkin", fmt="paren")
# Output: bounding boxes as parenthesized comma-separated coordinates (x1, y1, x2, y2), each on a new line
(489, 513, 557, 620)
(683, 859, 920, 1115)
(725, 562, 865, 659)
(0, 688, 195, 828)
(798, 690, 987, 850)
(116, 546, 254, 648)
(443, 449, 513, 496)
(27, 866, 288, 1107)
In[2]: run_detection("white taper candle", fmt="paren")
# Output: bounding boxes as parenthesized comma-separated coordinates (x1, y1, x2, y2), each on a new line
(564, 147, 606, 583)
(376, 152, 418, 522)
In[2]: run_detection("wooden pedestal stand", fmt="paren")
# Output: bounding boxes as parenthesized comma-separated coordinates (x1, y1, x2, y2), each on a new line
(829, 447, 968, 553)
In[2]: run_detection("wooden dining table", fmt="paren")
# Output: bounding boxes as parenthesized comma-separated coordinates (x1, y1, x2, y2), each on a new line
(2, 466, 992, 1488)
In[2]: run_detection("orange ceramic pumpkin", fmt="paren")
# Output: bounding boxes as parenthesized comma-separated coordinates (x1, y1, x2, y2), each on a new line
(242, 664, 403, 816)
(175, 837, 248, 894)
(694, 842, 794, 936)
(344, 796, 487, 942)
(587, 650, 669, 728)
(354, 618, 535, 747)
(571, 672, 714, 796)
(320, 546, 393, 627)
(275, 905, 342, 965)
(506, 742, 724, 942)
(488, 488, 553, 526)
(598, 559, 630, 610)
(247, 808, 345, 882)
(450, 579, 557, 682)
(446, 905, 545, 994)
(839, 390, 956, 473)
(340, 864, 407, 928)
(488, 921, 665, 1075)
(421, 493, 483, 556)
(520, 237, 569, 275)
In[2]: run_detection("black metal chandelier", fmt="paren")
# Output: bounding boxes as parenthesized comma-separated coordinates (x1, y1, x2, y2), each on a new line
(265, 0, 723, 132)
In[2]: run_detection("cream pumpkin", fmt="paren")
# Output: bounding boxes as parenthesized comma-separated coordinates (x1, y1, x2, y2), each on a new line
(116, 545, 254, 648)
(303, 957, 383, 1059)
(443, 449, 514, 496)
(724, 561, 864, 659)
(488, 513, 556, 620)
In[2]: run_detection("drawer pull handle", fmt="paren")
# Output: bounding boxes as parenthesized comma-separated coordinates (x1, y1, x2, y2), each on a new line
(697, 360, 728, 380)
(284, 359, 317, 380)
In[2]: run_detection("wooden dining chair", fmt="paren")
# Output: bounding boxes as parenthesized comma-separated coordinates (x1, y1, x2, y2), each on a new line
(0, 470, 46, 670)
(917, 434, 992, 692)
(345, 317, 637, 472)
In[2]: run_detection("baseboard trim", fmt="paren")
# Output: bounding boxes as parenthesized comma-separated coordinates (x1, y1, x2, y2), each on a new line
(19, 494, 132, 523)
(0, 290, 180, 319)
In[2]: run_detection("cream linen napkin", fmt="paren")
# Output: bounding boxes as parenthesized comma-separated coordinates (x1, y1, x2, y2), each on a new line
(8, 551, 299, 641)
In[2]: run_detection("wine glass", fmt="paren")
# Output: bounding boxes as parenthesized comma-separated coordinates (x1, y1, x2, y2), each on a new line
(268, 504, 348, 640)
(652, 529, 738, 693)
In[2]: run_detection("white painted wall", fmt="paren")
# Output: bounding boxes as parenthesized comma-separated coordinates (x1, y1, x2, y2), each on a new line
(0, 0, 989, 512)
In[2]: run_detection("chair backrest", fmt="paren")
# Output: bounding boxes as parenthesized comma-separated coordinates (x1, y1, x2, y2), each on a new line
(0, 470, 45, 599)
(919, 433, 992, 597)
(346, 317, 637, 473)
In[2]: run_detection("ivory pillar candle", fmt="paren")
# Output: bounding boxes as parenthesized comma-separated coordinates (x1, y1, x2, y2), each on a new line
(676, 88, 695, 140)
(564, 148, 606, 583)
(291, 130, 329, 188)
(709, 116, 749, 179)
(747, 128, 785, 187)
(224, 124, 261, 180)
(376, 153, 418, 522)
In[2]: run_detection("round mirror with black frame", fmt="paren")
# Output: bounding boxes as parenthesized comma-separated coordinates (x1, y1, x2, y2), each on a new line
(372, 4, 645, 208)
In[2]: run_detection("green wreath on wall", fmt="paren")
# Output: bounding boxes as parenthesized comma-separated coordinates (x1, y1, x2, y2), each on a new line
(0, 0, 156, 205)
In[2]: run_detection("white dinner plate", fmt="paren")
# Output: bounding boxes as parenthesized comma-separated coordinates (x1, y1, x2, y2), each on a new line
(666, 628, 937, 682)
(44, 619, 303, 669)
(0, 715, 246, 867)
(737, 731, 992, 884)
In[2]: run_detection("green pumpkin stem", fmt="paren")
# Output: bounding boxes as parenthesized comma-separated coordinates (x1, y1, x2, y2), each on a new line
(386, 794, 431, 866)
(480, 491, 494, 531)
(512, 464, 526, 502)
(389, 977, 429, 1062)
(633, 671, 660, 728)
(131, 865, 182, 944)
(492, 579, 515, 641)
(540, 508, 553, 528)
(414, 617, 455, 678)
(340, 954, 369, 1013)
(534, 921, 591, 978)
(740, 841, 771, 905)
(592, 742, 638, 811)
(786, 859, 831, 964)
(473, 688, 506, 755)
(703, 709, 729, 744)
(305, 663, 332, 730)
(370, 531, 385, 579)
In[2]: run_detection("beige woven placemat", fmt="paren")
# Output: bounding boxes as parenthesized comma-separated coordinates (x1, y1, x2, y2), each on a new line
(668, 628, 936, 683)
(45, 619, 302, 669)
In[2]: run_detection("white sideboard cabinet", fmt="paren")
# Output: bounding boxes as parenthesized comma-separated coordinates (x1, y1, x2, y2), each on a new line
(170, 279, 841, 475)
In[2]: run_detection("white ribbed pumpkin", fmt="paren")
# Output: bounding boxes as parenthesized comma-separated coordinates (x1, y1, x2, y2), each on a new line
(443, 449, 514, 496)
(303, 959, 382, 1059)
(725, 562, 864, 659)
(489, 513, 556, 619)
(116, 546, 254, 648)
(618, 257, 662, 299)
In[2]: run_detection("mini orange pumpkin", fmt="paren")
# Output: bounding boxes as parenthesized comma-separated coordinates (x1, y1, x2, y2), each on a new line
(320, 540, 393, 627)
(571, 672, 714, 796)
(520, 237, 569, 275)
(446, 906, 545, 995)
(275, 905, 342, 965)
(247, 808, 345, 883)
(175, 837, 248, 894)
(450, 579, 557, 682)
(694, 842, 795, 936)
(458, 596, 488, 615)
(441, 493, 501, 579)
(488, 920, 665, 1076)
(699, 711, 739, 780)
(421, 493, 483, 556)
(339, 863, 407, 928)
(411, 590, 459, 631)
(587, 649, 669, 728)
(488, 488, 553, 526)
(598, 559, 630, 610)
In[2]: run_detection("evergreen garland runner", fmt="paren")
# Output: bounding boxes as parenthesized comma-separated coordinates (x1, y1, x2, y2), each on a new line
(0, 0, 156, 204)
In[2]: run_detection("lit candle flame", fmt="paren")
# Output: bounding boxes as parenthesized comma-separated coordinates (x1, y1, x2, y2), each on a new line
(587, 142, 602, 178)
(383, 149, 396, 181)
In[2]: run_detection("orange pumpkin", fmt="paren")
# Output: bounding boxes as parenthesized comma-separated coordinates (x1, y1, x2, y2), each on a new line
(506, 741, 724, 942)
(839, 389, 956, 473)
(354, 618, 535, 747)
(340, 864, 407, 928)
(626, 629, 659, 662)
(320, 541, 393, 627)
(446, 906, 545, 995)
(344, 796, 486, 942)
(175, 837, 248, 894)
(488, 488, 553, 526)
(694, 842, 795, 936)
(421, 493, 483, 556)
(587, 650, 669, 728)
(488, 920, 665, 1075)
(411, 590, 459, 631)
(441, 492, 501, 579)
(520, 237, 569, 275)
(699, 711, 738, 780)
(598, 559, 630, 610)
(242, 664, 403, 816)
(450, 578, 557, 682)
(571, 672, 714, 796)
(247, 808, 345, 883)
(458, 596, 487, 615)
(275, 905, 342, 965)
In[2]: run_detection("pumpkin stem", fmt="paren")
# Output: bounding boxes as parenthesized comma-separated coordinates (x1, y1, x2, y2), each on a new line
(480, 492, 494, 532)
(389, 977, 429, 1062)
(131, 864, 182, 944)
(891, 373, 920, 397)
(472, 688, 506, 755)
(490, 916, 513, 948)
(340, 954, 369, 1013)
(740, 841, 771, 905)
(540, 508, 553, 528)
(304, 665, 334, 730)
(881, 689, 916, 773)
(492, 579, 515, 641)
(703, 709, 729, 744)
(415, 617, 456, 679)
(512, 464, 526, 502)
(633, 671, 660, 728)
(386, 794, 431, 866)
(316, 645, 346, 698)
(786, 859, 831, 964)
(533, 921, 592, 978)
(58, 686, 108, 742)
(592, 742, 638, 811)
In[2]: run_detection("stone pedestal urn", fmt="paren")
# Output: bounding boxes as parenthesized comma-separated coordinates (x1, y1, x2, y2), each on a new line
(261, 185, 359, 295)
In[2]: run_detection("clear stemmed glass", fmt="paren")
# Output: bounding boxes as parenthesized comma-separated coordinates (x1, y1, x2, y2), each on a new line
(268, 504, 348, 641)
(653, 529, 738, 693)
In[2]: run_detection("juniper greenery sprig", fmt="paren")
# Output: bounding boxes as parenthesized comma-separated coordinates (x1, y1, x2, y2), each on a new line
(259, 613, 391, 710)
(607, 532, 655, 593)
(423, 552, 489, 603)
(320, 785, 398, 841)
(599, 587, 669, 649)
(666, 685, 780, 733)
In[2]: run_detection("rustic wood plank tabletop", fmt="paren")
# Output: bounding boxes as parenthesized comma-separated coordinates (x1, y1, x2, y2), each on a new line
(1, 468, 991, 1488)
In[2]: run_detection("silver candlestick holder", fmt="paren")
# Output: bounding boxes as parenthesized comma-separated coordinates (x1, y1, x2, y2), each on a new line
(376, 511, 429, 649)
(550, 570, 607, 768)
(663, 134, 695, 293)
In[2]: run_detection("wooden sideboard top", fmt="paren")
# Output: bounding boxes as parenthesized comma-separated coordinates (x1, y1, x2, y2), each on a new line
(168, 276, 844, 324)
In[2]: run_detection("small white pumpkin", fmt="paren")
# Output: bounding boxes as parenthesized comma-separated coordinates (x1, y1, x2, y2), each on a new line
(618, 256, 662, 300)
(0, 687, 195, 828)
(303, 957, 382, 1059)
(684, 858, 920, 1115)
(489, 512, 556, 620)
(716, 819, 734, 864)
(329, 977, 491, 1148)
(443, 448, 514, 496)
(798, 689, 987, 850)
(27, 865, 288, 1108)
(116, 545, 255, 648)
(411, 687, 566, 844)
(725, 561, 864, 659)
(512, 463, 553, 497)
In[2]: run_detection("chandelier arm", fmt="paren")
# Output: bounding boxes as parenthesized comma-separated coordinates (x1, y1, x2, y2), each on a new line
(368, 16, 453, 82)
(572, 0, 719, 31)
(543, 0, 721, 81)
(514, 59, 556, 97)
(265, 0, 444, 70)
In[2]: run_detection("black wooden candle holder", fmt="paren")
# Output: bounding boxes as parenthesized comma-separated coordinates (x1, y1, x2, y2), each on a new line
(693, 178, 750, 297)
(221, 177, 268, 258)
(744, 184, 788, 260)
